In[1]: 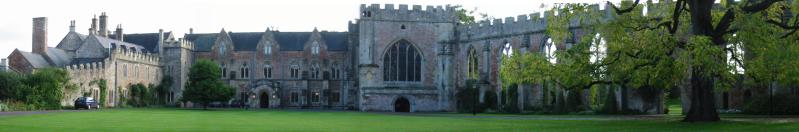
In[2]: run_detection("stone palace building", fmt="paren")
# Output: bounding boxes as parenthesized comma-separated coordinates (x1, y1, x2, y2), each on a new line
(6, 3, 729, 113)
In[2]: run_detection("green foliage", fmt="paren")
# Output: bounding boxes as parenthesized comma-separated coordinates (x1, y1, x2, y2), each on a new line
(128, 83, 151, 107)
(182, 59, 235, 109)
(90, 79, 108, 106)
(744, 93, 799, 115)
(154, 76, 173, 105)
(23, 68, 70, 109)
(0, 71, 26, 101)
(453, 5, 476, 24)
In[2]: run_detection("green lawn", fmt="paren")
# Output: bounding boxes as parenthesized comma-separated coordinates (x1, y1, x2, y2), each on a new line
(0, 108, 796, 132)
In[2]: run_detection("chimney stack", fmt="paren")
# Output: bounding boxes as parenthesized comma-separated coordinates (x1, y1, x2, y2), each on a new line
(1, 58, 7, 71)
(69, 20, 75, 32)
(99, 12, 108, 37)
(158, 29, 164, 55)
(32, 17, 47, 55)
(115, 24, 124, 41)
(189, 28, 193, 34)
(90, 15, 98, 35)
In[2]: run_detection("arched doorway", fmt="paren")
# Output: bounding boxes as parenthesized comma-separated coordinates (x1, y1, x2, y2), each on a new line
(394, 97, 410, 112)
(260, 92, 269, 108)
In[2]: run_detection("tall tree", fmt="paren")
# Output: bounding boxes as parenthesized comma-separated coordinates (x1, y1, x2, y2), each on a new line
(182, 59, 234, 109)
(506, 0, 799, 122)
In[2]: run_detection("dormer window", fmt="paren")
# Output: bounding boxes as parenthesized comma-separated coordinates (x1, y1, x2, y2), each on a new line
(311, 41, 320, 55)
(264, 41, 272, 55)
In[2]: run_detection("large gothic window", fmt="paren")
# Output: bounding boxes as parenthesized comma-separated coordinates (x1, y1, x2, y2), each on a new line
(383, 40, 422, 82)
(467, 47, 479, 80)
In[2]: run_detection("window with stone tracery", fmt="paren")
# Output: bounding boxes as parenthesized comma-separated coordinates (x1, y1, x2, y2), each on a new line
(383, 40, 421, 82)
(311, 41, 320, 55)
(467, 47, 479, 80)
(264, 41, 272, 55)
(263, 64, 272, 79)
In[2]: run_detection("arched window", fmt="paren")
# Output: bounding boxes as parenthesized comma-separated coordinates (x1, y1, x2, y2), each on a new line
(290, 65, 300, 79)
(467, 47, 479, 80)
(240, 63, 249, 79)
(264, 41, 272, 55)
(590, 34, 607, 64)
(590, 34, 608, 79)
(383, 40, 422, 82)
(219, 42, 227, 54)
(263, 64, 272, 79)
(503, 42, 513, 57)
(311, 41, 320, 55)
(311, 64, 320, 79)
(221, 64, 227, 78)
(331, 63, 340, 80)
(543, 38, 557, 64)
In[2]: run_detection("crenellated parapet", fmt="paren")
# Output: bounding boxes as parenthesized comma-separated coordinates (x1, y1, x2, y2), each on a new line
(110, 48, 160, 65)
(164, 38, 194, 50)
(64, 58, 110, 79)
(456, 3, 621, 42)
(359, 4, 458, 23)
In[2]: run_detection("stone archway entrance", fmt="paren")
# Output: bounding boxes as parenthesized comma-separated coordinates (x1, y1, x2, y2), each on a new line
(394, 97, 410, 112)
(260, 92, 269, 108)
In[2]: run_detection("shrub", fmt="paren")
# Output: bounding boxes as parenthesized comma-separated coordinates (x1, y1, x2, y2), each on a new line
(744, 93, 799, 115)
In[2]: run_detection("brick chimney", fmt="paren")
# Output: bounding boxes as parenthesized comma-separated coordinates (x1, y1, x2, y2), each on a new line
(115, 24, 123, 41)
(99, 12, 108, 37)
(32, 17, 47, 55)
(69, 20, 75, 32)
(90, 15, 98, 35)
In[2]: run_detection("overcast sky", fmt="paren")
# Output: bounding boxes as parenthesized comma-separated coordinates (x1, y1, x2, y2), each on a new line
(0, 0, 614, 57)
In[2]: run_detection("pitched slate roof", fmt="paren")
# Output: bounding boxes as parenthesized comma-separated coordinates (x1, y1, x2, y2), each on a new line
(186, 31, 349, 52)
(115, 32, 171, 53)
(185, 33, 218, 52)
(229, 32, 262, 51)
(55, 32, 88, 51)
(91, 35, 145, 52)
(320, 32, 349, 51)
(274, 32, 311, 51)
(18, 51, 51, 68)
(45, 47, 72, 67)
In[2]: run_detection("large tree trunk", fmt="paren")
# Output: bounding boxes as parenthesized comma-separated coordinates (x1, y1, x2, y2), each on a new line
(684, 67, 720, 122)
(683, 0, 721, 122)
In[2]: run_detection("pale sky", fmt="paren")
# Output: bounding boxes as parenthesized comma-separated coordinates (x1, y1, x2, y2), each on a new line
(0, 0, 613, 57)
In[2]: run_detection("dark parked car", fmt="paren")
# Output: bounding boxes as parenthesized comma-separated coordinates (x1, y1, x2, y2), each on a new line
(74, 97, 100, 110)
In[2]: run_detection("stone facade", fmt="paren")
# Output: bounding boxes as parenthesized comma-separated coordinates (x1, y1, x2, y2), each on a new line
(6, 3, 688, 113)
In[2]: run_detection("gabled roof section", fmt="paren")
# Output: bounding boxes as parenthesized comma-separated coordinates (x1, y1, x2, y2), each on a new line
(185, 33, 218, 52)
(55, 32, 87, 51)
(17, 50, 51, 68)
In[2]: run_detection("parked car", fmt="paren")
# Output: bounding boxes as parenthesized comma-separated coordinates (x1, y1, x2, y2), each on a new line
(74, 97, 100, 110)
(228, 100, 245, 108)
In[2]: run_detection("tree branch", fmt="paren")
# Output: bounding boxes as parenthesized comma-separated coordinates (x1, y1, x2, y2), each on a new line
(741, 0, 785, 13)
(608, 0, 641, 14)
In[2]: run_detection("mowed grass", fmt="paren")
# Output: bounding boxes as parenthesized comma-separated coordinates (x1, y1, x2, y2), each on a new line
(0, 108, 797, 132)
